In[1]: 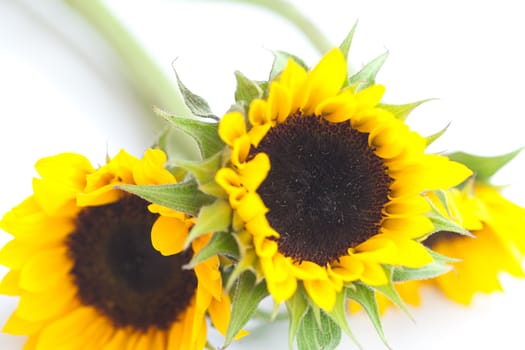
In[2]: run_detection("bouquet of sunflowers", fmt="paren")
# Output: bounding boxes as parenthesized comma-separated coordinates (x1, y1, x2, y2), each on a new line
(1, 2, 524, 349)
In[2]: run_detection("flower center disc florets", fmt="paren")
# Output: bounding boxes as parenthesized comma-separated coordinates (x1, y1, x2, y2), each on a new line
(67, 195, 197, 331)
(251, 113, 393, 266)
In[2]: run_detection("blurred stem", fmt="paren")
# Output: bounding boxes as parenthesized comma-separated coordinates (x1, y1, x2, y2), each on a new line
(65, 0, 191, 118)
(209, 0, 332, 54)
(65, 0, 199, 160)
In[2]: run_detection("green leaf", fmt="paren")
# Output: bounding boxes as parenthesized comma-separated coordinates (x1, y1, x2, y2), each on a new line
(326, 290, 361, 348)
(173, 69, 217, 120)
(285, 286, 310, 350)
(392, 248, 458, 282)
(154, 106, 224, 159)
(175, 151, 223, 186)
(349, 51, 388, 90)
(269, 50, 309, 81)
(224, 271, 268, 347)
(371, 268, 412, 320)
(118, 180, 214, 217)
(156, 125, 201, 161)
(339, 21, 358, 63)
(296, 308, 342, 350)
(184, 199, 232, 248)
(379, 98, 434, 121)
(425, 193, 472, 237)
(426, 122, 450, 146)
(447, 148, 524, 183)
(234, 70, 263, 107)
(186, 231, 239, 268)
(346, 283, 391, 349)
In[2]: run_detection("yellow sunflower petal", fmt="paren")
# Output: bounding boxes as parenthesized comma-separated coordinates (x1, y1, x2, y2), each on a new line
(231, 135, 252, 168)
(302, 48, 347, 114)
(17, 283, 76, 321)
(215, 168, 242, 194)
(133, 149, 175, 185)
(252, 234, 278, 258)
(354, 236, 398, 264)
(102, 329, 130, 350)
(238, 153, 270, 192)
(1, 195, 75, 241)
(0, 270, 21, 295)
(266, 276, 297, 304)
(384, 195, 430, 216)
(329, 255, 364, 282)
(316, 89, 357, 123)
(236, 192, 268, 222)
(268, 81, 293, 123)
(355, 84, 386, 113)
(218, 111, 247, 146)
(289, 260, 328, 280)
(381, 215, 434, 239)
(389, 236, 433, 268)
(359, 260, 388, 286)
(303, 279, 337, 310)
(0, 240, 42, 269)
(2, 312, 44, 336)
(151, 216, 189, 256)
(36, 307, 98, 349)
(279, 58, 308, 112)
(19, 247, 72, 292)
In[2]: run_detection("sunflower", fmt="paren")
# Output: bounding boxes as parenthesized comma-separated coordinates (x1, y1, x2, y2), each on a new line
(423, 184, 525, 304)
(215, 48, 472, 311)
(0, 149, 234, 349)
(356, 183, 525, 313)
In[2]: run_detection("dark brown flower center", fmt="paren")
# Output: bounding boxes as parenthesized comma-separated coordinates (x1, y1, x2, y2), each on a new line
(67, 195, 197, 331)
(250, 113, 392, 265)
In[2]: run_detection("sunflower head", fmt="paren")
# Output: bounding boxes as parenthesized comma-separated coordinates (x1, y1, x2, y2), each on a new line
(0, 149, 237, 349)
(212, 44, 472, 331)
(422, 154, 525, 304)
(355, 151, 525, 312)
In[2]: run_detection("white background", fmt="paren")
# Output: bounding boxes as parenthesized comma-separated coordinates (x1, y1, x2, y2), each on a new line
(1, 1, 525, 349)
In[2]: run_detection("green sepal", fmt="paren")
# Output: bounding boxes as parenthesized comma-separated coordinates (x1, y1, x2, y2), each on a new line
(372, 267, 412, 320)
(175, 151, 222, 186)
(425, 191, 473, 237)
(184, 199, 232, 248)
(185, 231, 239, 269)
(269, 50, 309, 81)
(426, 122, 450, 146)
(345, 283, 391, 349)
(339, 21, 358, 64)
(379, 98, 435, 121)
(296, 307, 342, 350)
(285, 285, 309, 350)
(224, 271, 268, 347)
(234, 70, 264, 109)
(198, 181, 227, 198)
(325, 289, 361, 348)
(154, 106, 224, 159)
(156, 125, 201, 162)
(447, 148, 524, 183)
(349, 51, 388, 91)
(173, 69, 217, 120)
(392, 248, 458, 282)
(118, 180, 214, 217)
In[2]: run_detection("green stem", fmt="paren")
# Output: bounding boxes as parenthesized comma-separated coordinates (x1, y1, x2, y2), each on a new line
(65, 0, 191, 119)
(210, 0, 332, 54)
(65, 0, 200, 160)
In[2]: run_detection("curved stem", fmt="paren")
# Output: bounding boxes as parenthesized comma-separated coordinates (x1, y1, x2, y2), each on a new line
(65, 0, 192, 118)
(211, 0, 333, 54)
